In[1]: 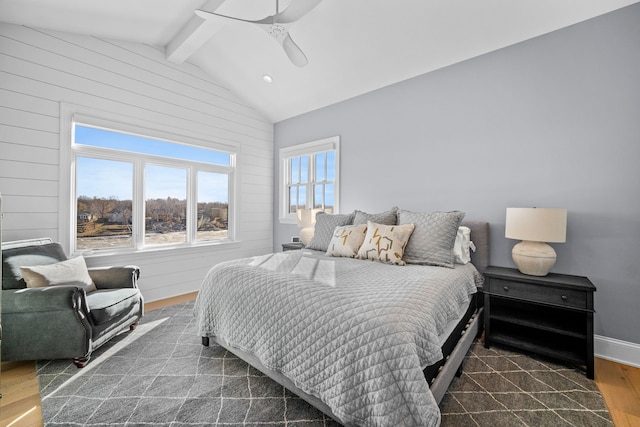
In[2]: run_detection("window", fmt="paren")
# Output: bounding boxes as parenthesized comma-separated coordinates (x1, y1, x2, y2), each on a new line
(279, 136, 339, 223)
(70, 121, 235, 253)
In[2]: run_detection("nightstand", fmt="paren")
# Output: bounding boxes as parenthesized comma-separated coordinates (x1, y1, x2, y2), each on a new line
(483, 266, 596, 379)
(282, 242, 305, 251)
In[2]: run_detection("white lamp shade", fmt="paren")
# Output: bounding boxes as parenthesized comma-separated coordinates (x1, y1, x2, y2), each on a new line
(297, 208, 322, 228)
(505, 208, 567, 243)
(297, 208, 323, 246)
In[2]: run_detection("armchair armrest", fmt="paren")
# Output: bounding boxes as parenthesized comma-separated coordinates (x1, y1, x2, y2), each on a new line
(2, 286, 88, 314)
(88, 266, 140, 289)
(1, 286, 94, 362)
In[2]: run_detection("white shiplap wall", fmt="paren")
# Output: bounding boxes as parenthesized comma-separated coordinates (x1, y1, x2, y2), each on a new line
(0, 23, 274, 302)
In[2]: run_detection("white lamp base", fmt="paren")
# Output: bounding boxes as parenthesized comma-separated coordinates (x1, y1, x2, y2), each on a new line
(512, 240, 557, 276)
(300, 227, 314, 246)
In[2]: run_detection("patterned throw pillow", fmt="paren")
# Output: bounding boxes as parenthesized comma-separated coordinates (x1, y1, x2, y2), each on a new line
(356, 221, 415, 266)
(306, 212, 355, 252)
(326, 224, 368, 258)
(353, 207, 398, 225)
(398, 210, 465, 268)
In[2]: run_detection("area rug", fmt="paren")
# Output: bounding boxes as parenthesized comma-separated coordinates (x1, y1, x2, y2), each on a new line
(37, 301, 612, 426)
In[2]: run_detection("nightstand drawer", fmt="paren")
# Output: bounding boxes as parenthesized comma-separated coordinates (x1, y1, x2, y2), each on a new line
(490, 278, 587, 309)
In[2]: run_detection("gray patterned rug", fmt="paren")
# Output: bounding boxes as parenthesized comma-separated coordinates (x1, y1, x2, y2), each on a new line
(440, 342, 612, 426)
(37, 301, 612, 426)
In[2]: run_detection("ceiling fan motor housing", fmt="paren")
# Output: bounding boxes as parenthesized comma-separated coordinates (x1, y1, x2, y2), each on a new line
(269, 24, 289, 41)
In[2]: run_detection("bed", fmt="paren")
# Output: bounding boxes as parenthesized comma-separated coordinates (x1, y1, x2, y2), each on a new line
(195, 215, 489, 427)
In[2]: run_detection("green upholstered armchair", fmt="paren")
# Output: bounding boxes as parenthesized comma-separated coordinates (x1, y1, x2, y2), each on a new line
(1, 238, 143, 368)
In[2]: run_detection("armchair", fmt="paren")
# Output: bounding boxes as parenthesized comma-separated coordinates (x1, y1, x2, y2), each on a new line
(1, 238, 143, 367)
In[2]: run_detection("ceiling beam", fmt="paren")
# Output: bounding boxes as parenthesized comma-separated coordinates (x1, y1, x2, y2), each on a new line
(166, 0, 226, 64)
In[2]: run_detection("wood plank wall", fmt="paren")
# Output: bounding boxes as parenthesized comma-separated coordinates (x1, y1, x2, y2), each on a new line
(0, 23, 274, 302)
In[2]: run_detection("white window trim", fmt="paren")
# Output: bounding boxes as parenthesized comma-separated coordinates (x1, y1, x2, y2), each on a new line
(59, 103, 239, 257)
(278, 136, 340, 224)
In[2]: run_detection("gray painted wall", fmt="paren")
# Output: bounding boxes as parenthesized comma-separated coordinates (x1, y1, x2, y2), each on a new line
(274, 4, 640, 344)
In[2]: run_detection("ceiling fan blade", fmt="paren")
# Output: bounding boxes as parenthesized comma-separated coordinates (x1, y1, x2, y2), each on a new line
(195, 9, 272, 25)
(196, 5, 312, 67)
(277, 0, 323, 23)
(282, 33, 308, 67)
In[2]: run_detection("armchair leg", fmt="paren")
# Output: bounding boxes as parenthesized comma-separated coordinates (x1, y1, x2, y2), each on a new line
(73, 356, 90, 368)
(129, 322, 138, 331)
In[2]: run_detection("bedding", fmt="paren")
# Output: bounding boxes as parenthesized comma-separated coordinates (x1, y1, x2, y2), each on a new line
(326, 224, 368, 257)
(353, 207, 398, 225)
(355, 221, 415, 265)
(19, 255, 97, 292)
(398, 210, 465, 268)
(306, 211, 355, 251)
(453, 226, 476, 264)
(195, 249, 482, 427)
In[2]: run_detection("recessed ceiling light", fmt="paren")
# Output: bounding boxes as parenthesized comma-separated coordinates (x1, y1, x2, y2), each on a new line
(262, 74, 273, 83)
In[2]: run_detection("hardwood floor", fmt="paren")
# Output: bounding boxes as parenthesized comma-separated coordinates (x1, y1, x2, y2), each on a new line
(595, 357, 640, 426)
(2, 292, 639, 427)
(0, 361, 42, 427)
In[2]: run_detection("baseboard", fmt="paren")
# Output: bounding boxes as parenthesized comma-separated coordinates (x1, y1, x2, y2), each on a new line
(595, 334, 640, 368)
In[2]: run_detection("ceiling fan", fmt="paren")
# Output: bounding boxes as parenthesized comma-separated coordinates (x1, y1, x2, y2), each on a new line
(195, 0, 323, 67)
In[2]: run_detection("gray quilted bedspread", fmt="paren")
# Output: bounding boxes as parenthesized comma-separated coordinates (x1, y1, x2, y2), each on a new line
(194, 250, 482, 427)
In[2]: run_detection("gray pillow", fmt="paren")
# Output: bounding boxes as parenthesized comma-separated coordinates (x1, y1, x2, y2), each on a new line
(398, 210, 465, 268)
(306, 212, 355, 252)
(353, 207, 398, 225)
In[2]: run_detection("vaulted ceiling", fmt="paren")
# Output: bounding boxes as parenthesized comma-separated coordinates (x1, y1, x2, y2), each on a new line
(1, 0, 637, 122)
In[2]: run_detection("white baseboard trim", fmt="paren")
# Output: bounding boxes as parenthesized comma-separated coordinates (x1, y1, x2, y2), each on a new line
(594, 335, 640, 368)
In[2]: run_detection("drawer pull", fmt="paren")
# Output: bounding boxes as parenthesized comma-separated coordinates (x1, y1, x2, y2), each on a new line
(503, 286, 509, 292)
(561, 295, 568, 301)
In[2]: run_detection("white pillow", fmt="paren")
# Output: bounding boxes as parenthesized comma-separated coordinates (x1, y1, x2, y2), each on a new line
(20, 256, 97, 292)
(453, 226, 476, 264)
(356, 221, 415, 266)
(326, 224, 368, 258)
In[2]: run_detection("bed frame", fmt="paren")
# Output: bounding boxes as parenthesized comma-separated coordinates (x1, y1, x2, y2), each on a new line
(426, 221, 489, 402)
(203, 221, 490, 424)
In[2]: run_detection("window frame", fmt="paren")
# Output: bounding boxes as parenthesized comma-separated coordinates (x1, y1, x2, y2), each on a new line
(279, 136, 340, 224)
(59, 104, 238, 257)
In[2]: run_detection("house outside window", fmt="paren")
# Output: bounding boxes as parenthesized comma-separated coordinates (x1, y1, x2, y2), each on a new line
(279, 136, 339, 223)
(69, 121, 236, 253)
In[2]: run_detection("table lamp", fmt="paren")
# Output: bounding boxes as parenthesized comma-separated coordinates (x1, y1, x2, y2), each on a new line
(505, 207, 567, 276)
(297, 208, 322, 246)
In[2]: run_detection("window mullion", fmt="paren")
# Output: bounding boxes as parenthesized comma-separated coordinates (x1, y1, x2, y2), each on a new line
(134, 159, 145, 250)
(324, 152, 328, 185)
(308, 155, 315, 209)
(187, 167, 196, 244)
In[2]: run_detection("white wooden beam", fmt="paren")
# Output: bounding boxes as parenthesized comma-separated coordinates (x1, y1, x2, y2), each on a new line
(166, 0, 226, 64)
